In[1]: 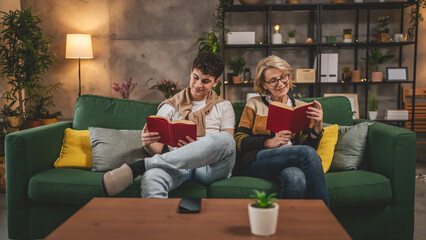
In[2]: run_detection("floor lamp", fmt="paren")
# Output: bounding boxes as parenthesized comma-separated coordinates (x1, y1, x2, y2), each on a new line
(65, 34, 93, 96)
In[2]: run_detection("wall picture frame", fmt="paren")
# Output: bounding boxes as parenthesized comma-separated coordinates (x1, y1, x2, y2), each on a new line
(386, 67, 408, 82)
(324, 93, 359, 119)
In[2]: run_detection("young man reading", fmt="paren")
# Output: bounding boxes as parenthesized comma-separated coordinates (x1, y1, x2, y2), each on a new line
(101, 52, 236, 198)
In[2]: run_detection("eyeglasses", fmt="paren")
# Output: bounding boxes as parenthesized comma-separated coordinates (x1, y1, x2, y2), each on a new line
(264, 74, 289, 87)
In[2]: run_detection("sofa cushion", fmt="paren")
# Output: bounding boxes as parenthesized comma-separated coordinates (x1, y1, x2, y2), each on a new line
(54, 129, 92, 169)
(317, 124, 339, 173)
(73, 95, 159, 130)
(326, 170, 392, 208)
(89, 127, 146, 172)
(329, 122, 373, 171)
(208, 176, 280, 198)
(29, 168, 207, 205)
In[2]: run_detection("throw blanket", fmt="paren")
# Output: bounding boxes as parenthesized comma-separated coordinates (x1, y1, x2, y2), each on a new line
(158, 87, 224, 137)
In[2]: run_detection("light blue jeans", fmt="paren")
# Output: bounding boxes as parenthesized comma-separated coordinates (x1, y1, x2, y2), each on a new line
(141, 131, 236, 198)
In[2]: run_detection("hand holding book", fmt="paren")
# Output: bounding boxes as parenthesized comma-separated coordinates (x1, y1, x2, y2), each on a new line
(306, 100, 323, 137)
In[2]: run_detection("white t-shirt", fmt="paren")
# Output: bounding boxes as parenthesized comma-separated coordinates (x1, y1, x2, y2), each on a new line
(157, 100, 235, 150)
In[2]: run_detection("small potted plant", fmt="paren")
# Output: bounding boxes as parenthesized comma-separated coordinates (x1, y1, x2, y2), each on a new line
(343, 29, 352, 43)
(376, 16, 391, 42)
(148, 78, 180, 99)
(341, 66, 352, 82)
(248, 190, 279, 236)
(227, 56, 246, 84)
(288, 30, 296, 44)
(361, 49, 394, 82)
(368, 90, 378, 120)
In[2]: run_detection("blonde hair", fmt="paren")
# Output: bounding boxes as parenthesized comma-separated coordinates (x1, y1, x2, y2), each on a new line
(253, 55, 295, 95)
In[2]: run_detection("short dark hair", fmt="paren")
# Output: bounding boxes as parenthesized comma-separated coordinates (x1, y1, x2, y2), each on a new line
(192, 52, 224, 79)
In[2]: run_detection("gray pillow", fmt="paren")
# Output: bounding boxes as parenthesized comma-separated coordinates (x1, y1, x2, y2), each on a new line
(327, 122, 373, 171)
(89, 127, 147, 172)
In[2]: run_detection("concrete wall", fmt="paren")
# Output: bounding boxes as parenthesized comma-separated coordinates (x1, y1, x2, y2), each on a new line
(2, 0, 425, 120)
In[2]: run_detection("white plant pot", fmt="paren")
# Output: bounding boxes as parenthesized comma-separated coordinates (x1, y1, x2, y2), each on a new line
(248, 203, 279, 236)
(369, 111, 378, 120)
(288, 37, 296, 44)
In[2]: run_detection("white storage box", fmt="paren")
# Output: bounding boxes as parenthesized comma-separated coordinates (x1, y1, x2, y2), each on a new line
(227, 32, 255, 45)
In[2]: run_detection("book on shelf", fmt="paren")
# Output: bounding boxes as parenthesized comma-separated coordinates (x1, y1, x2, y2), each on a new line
(266, 101, 315, 133)
(146, 116, 197, 147)
(383, 109, 409, 120)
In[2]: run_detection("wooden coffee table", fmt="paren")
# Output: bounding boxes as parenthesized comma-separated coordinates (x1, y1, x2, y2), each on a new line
(46, 198, 350, 239)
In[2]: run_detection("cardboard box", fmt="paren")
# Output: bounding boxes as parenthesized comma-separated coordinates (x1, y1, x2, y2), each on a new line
(291, 69, 316, 83)
(226, 32, 255, 45)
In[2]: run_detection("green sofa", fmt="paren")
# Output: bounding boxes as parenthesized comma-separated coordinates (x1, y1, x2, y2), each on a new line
(6, 94, 416, 239)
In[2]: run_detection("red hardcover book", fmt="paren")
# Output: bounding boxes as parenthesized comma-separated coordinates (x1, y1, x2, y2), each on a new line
(146, 116, 197, 147)
(266, 101, 315, 133)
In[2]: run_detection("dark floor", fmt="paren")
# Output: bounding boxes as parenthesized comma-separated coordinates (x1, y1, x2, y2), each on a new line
(1, 162, 426, 240)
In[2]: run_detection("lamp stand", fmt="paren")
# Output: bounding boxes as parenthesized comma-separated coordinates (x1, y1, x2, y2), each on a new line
(78, 57, 81, 96)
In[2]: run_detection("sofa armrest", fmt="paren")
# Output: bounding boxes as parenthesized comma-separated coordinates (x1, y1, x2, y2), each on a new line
(353, 119, 416, 239)
(5, 121, 72, 238)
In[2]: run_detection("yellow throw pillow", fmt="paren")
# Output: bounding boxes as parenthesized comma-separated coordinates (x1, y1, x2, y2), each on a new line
(54, 128, 93, 169)
(316, 124, 339, 173)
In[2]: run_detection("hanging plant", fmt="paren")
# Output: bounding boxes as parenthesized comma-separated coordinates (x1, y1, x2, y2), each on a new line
(407, 0, 426, 41)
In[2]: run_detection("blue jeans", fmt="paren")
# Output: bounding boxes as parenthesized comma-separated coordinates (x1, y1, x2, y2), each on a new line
(141, 131, 236, 198)
(239, 145, 329, 207)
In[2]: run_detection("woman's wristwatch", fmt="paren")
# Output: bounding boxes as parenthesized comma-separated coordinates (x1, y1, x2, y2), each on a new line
(311, 128, 324, 137)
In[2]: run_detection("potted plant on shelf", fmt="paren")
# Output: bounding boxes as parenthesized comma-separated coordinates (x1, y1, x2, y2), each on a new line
(227, 56, 246, 84)
(288, 30, 296, 44)
(248, 190, 279, 236)
(361, 49, 394, 82)
(343, 29, 352, 43)
(341, 66, 352, 82)
(376, 16, 391, 42)
(368, 90, 378, 120)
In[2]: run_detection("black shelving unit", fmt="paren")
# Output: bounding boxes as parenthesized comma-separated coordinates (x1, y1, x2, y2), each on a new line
(221, 1, 419, 129)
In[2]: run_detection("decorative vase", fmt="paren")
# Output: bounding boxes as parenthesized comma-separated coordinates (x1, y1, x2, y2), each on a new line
(377, 33, 391, 42)
(371, 72, 382, 82)
(41, 118, 58, 125)
(369, 111, 378, 120)
(343, 34, 352, 43)
(288, 37, 296, 44)
(5, 116, 22, 128)
(238, 0, 262, 4)
(342, 72, 352, 82)
(286, 0, 301, 3)
(351, 70, 361, 82)
(233, 76, 242, 84)
(27, 120, 43, 129)
(248, 203, 279, 236)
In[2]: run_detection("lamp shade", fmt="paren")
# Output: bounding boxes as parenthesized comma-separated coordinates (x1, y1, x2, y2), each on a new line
(65, 34, 93, 59)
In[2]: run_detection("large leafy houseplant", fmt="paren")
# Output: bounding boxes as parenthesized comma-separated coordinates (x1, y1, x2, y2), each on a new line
(0, 8, 54, 118)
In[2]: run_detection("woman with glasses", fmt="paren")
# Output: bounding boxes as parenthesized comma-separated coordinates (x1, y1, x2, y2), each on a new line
(233, 55, 329, 206)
